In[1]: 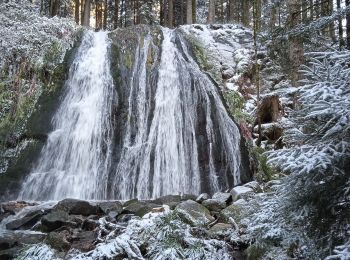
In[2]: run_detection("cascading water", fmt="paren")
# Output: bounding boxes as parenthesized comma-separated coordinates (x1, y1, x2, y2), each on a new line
(19, 31, 116, 200)
(110, 28, 243, 199)
(19, 27, 249, 201)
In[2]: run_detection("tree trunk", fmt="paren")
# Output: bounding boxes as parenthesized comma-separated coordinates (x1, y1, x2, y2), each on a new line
(228, 0, 235, 22)
(302, 0, 308, 23)
(309, 0, 313, 21)
(287, 0, 304, 87)
(75, 0, 80, 24)
(192, 0, 196, 23)
(338, 0, 344, 48)
(83, 0, 91, 26)
(168, 0, 174, 27)
(50, 0, 60, 17)
(207, 0, 215, 23)
(328, 0, 336, 42)
(241, 0, 249, 26)
(186, 0, 192, 24)
(103, 0, 107, 29)
(269, 5, 277, 30)
(114, 0, 119, 29)
(346, 0, 350, 49)
(81, 0, 85, 25)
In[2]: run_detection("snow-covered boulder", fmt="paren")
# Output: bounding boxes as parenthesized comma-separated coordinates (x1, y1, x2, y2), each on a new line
(230, 186, 254, 202)
(196, 193, 210, 203)
(243, 181, 262, 193)
(175, 200, 215, 227)
(212, 192, 233, 204)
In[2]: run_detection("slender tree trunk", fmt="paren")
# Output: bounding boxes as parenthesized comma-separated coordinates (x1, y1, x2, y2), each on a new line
(186, 0, 192, 24)
(114, 0, 119, 29)
(328, 0, 336, 42)
(75, 0, 80, 24)
(241, 0, 249, 26)
(346, 0, 350, 49)
(228, 0, 235, 21)
(302, 0, 308, 23)
(192, 0, 196, 23)
(81, 0, 85, 25)
(338, 0, 344, 48)
(83, 0, 91, 26)
(253, 0, 262, 146)
(256, 0, 261, 31)
(168, 0, 174, 27)
(309, 0, 313, 21)
(103, 0, 107, 29)
(269, 4, 277, 30)
(207, 0, 215, 23)
(287, 0, 304, 87)
(160, 0, 164, 25)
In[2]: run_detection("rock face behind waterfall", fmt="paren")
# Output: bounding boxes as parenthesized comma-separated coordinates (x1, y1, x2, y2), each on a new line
(107, 25, 252, 199)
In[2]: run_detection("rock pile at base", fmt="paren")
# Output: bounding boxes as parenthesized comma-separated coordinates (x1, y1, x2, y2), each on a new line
(0, 182, 262, 259)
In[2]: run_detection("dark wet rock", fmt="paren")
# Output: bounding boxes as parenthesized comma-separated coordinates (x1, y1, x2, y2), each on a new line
(175, 200, 215, 227)
(154, 195, 181, 205)
(71, 230, 97, 252)
(41, 210, 70, 232)
(123, 201, 161, 217)
(153, 195, 181, 209)
(194, 25, 204, 31)
(0, 212, 11, 223)
(99, 201, 123, 215)
(0, 247, 21, 260)
(82, 218, 98, 231)
(210, 24, 223, 30)
(116, 214, 134, 223)
(202, 199, 227, 212)
(181, 194, 197, 201)
(196, 193, 210, 203)
(1, 201, 37, 215)
(0, 231, 45, 250)
(5, 209, 45, 230)
(212, 192, 232, 205)
(46, 230, 71, 251)
(54, 199, 100, 216)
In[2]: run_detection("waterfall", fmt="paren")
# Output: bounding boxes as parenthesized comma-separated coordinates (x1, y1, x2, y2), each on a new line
(19, 27, 248, 201)
(19, 31, 116, 200)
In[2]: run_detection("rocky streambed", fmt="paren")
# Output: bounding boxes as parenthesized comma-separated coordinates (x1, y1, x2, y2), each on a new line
(0, 181, 264, 259)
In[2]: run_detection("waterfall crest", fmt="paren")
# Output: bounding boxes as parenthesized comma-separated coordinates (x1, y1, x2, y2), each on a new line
(19, 27, 250, 201)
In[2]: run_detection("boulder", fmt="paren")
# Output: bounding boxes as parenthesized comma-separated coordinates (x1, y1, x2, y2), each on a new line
(181, 194, 197, 201)
(196, 193, 210, 203)
(0, 201, 37, 215)
(175, 200, 215, 227)
(41, 210, 70, 232)
(123, 199, 139, 207)
(54, 199, 100, 216)
(154, 195, 181, 205)
(5, 209, 45, 230)
(230, 186, 254, 202)
(243, 181, 262, 193)
(212, 192, 232, 204)
(208, 223, 233, 236)
(219, 201, 249, 227)
(98, 201, 123, 215)
(82, 218, 98, 231)
(71, 230, 97, 252)
(202, 199, 227, 212)
(123, 201, 161, 217)
(0, 231, 45, 250)
(46, 230, 71, 251)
